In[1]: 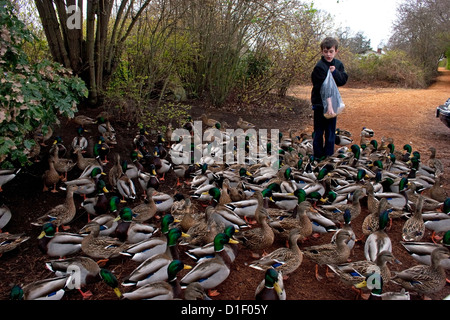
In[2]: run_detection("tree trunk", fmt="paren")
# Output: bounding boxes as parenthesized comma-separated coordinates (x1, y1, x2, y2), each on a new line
(86, 0, 98, 105)
(34, 0, 152, 108)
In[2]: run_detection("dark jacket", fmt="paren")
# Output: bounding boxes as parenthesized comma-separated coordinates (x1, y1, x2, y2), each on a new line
(311, 56, 348, 107)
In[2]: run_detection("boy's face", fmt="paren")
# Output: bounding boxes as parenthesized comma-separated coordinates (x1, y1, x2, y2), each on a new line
(321, 46, 337, 62)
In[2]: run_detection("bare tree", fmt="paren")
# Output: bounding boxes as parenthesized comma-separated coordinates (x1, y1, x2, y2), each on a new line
(389, 0, 450, 83)
(34, 0, 152, 106)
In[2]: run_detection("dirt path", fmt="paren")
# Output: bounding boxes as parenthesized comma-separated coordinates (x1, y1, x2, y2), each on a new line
(289, 68, 450, 193)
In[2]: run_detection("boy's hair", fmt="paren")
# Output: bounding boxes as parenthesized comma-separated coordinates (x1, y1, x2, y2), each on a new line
(320, 37, 339, 50)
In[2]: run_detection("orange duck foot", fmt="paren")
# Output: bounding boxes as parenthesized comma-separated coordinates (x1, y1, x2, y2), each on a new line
(79, 289, 93, 299)
(208, 289, 220, 297)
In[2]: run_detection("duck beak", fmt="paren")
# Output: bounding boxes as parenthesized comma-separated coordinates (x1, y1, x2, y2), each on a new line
(184, 264, 193, 270)
(229, 238, 240, 244)
(103, 187, 109, 193)
(38, 231, 46, 239)
(113, 287, 122, 298)
(274, 282, 283, 295)
(181, 232, 190, 238)
(354, 280, 367, 289)
(113, 215, 121, 222)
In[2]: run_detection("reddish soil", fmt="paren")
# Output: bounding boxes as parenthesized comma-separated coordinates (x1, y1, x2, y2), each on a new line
(0, 69, 449, 302)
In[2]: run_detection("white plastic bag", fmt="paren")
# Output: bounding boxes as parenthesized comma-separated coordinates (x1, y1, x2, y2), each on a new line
(320, 69, 345, 119)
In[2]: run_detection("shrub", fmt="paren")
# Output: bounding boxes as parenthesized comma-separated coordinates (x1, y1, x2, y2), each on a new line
(0, 1, 88, 168)
(345, 49, 427, 88)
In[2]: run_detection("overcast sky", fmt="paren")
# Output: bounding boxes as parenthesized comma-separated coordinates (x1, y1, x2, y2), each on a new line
(310, 0, 401, 49)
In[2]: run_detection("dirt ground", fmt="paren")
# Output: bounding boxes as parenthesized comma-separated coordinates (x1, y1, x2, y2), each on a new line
(0, 68, 449, 302)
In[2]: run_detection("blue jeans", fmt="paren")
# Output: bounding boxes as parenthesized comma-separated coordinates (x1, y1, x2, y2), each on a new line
(313, 105, 336, 158)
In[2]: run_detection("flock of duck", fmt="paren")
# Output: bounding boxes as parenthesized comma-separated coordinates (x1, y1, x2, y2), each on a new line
(0, 110, 449, 301)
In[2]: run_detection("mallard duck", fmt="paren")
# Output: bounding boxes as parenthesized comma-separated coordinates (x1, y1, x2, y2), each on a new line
(302, 229, 352, 281)
(116, 171, 137, 201)
(45, 256, 121, 299)
(400, 230, 450, 268)
(171, 196, 197, 232)
(122, 260, 192, 300)
(131, 189, 158, 223)
(73, 115, 97, 127)
(93, 136, 110, 165)
(237, 117, 256, 130)
(120, 214, 181, 262)
(129, 149, 146, 173)
(122, 227, 189, 287)
(353, 272, 410, 300)
(200, 113, 220, 128)
(71, 126, 89, 153)
(42, 160, 61, 193)
(425, 218, 450, 244)
(37, 222, 84, 258)
(374, 177, 409, 210)
(402, 195, 425, 242)
(269, 201, 314, 243)
(427, 147, 444, 177)
(49, 136, 67, 158)
(34, 123, 53, 147)
(391, 247, 450, 299)
(64, 167, 106, 199)
(0, 168, 21, 192)
(361, 193, 381, 239)
(208, 191, 249, 232)
(97, 115, 115, 136)
(73, 146, 102, 172)
(173, 163, 197, 187)
(335, 132, 353, 146)
(137, 164, 159, 193)
(49, 144, 75, 182)
(180, 232, 239, 296)
(224, 186, 267, 221)
(113, 207, 157, 244)
(31, 184, 79, 231)
(108, 153, 123, 189)
(327, 250, 396, 298)
(272, 188, 307, 211)
(364, 198, 392, 262)
(319, 188, 365, 223)
(428, 175, 448, 203)
(151, 189, 175, 213)
(331, 209, 356, 251)
(78, 221, 129, 265)
(249, 228, 303, 279)
(405, 179, 441, 212)
(183, 282, 212, 300)
(255, 268, 286, 300)
(189, 163, 218, 189)
(88, 214, 119, 237)
(185, 225, 238, 263)
(10, 276, 70, 300)
(0, 196, 12, 231)
(152, 148, 171, 181)
(0, 232, 30, 256)
(307, 205, 338, 235)
(80, 179, 110, 221)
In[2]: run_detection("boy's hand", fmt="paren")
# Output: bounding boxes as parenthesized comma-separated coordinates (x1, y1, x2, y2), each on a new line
(329, 66, 336, 72)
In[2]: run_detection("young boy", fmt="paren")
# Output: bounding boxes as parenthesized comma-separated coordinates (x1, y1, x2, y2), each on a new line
(311, 37, 348, 159)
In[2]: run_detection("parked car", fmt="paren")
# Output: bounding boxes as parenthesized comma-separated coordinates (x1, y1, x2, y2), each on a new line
(436, 98, 450, 128)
